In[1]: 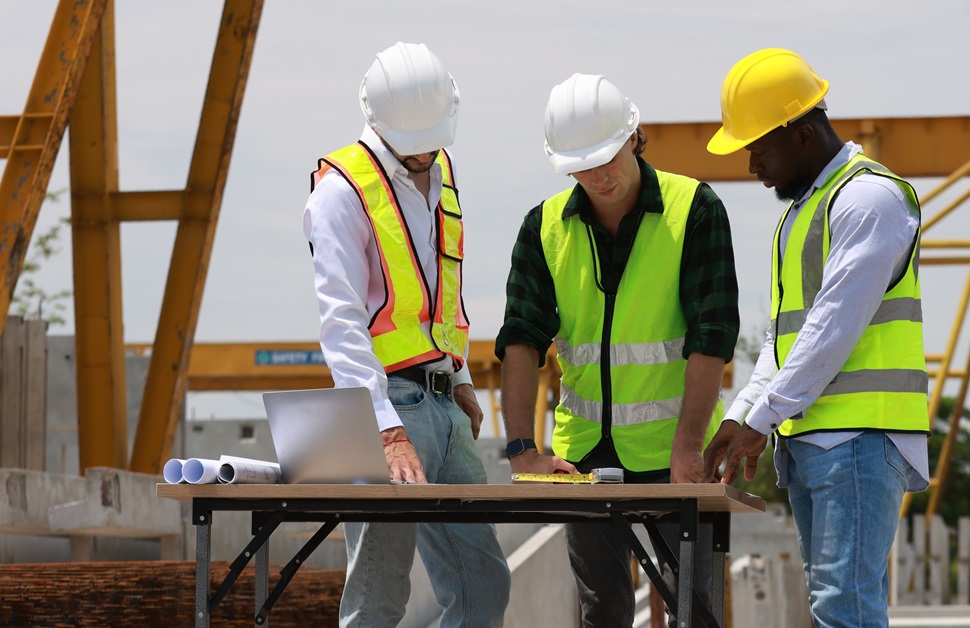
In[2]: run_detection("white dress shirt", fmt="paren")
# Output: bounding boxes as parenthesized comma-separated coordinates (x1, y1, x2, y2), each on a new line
(302, 125, 472, 431)
(725, 142, 929, 490)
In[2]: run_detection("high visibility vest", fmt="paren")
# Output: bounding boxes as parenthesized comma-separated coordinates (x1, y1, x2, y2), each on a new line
(312, 142, 469, 372)
(540, 171, 722, 471)
(771, 154, 929, 437)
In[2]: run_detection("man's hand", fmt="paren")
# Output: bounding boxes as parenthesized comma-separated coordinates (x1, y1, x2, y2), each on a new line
(381, 426, 428, 484)
(720, 423, 768, 485)
(453, 383, 484, 440)
(508, 449, 578, 475)
(702, 420, 741, 482)
(670, 444, 707, 484)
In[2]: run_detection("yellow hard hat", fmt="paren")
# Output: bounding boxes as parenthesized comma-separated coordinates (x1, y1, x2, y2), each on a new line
(707, 48, 829, 155)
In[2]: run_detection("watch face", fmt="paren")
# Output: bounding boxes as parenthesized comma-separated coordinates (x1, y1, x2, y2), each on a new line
(506, 439, 534, 457)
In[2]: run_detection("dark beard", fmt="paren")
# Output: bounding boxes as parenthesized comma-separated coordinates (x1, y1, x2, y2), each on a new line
(774, 179, 809, 202)
(401, 150, 439, 174)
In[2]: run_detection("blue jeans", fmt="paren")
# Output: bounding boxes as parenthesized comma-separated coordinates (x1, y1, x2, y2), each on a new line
(339, 379, 511, 627)
(785, 433, 912, 628)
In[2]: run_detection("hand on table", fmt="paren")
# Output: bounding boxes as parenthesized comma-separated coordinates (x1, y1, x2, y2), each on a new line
(381, 426, 427, 484)
(508, 449, 577, 475)
(703, 421, 767, 485)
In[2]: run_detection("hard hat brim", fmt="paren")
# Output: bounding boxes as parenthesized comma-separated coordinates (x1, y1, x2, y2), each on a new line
(372, 114, 458, 156)
(547, 133, 632, 176)
(706, 127, 751, 156)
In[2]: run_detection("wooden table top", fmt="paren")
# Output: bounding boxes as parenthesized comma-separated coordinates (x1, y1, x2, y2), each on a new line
(157, 482, 766, 514)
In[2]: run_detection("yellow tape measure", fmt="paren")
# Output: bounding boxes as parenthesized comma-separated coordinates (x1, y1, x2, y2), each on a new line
(510, 467, 624, 484)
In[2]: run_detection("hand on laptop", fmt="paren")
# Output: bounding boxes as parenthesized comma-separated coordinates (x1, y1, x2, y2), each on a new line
(381, 426, 428, 484)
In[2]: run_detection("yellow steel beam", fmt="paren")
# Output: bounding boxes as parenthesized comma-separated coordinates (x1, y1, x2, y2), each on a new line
(129, 0, 264, 474)
(69, 0, 127, 472)
(0, 115, 20, 159)
(107, 190, 185, 221)
(0, 0, 107, 338)
(640, 116, 970, 182)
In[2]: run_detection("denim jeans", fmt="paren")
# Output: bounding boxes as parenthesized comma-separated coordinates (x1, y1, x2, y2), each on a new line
(785, 433, 912, 628)
(339, 379, 511, 627)
(564, 443, 713, 628)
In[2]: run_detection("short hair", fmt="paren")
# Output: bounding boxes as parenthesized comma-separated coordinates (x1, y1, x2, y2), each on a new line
(633, 127, 647, 156)
(791, 106, 829, 129)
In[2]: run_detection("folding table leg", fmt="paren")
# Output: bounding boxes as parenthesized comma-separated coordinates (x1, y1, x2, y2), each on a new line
(195, 512, 212, 628)
(255, 534, 269, 627)
(710, 512, 731, 627)
(676, 499, 698, 628)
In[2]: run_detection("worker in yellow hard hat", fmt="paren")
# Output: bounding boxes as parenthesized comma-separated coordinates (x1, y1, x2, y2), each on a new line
(703, 48, 930, 628)
(498, 72, 741, 627)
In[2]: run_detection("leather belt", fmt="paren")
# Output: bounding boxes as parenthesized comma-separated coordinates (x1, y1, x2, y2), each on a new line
(389, 365, 452, 394)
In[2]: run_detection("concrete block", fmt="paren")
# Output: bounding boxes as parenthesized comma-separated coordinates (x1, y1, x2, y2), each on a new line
(0, 469, 85, 534)
(505, 524, 580, 628)
(48, 467, 181, 537)
(730, 553, 811, 628)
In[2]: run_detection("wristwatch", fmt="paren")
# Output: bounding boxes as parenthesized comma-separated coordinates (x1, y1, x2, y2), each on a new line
(506, 438, 537, 458)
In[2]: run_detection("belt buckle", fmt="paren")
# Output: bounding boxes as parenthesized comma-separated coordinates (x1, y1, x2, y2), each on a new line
(429, 371, 450, 395)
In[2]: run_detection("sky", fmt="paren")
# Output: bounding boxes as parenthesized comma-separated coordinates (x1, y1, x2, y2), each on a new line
(2, 1, 970, 424)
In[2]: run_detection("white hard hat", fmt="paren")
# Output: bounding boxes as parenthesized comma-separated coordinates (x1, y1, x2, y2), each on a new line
(359, 42, 460, 155)
(544, 73, 640, 175)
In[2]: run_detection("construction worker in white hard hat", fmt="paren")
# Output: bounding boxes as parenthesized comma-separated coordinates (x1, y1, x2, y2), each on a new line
(702, 48, 929, 628)
(303, 42, 510, 627)
(497, 73, 740, 627)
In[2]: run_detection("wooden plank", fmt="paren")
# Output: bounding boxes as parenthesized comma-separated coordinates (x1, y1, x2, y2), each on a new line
(156, 482, 766, 514)
(1, 316, 25, 467)
(24, 319, 48, 470)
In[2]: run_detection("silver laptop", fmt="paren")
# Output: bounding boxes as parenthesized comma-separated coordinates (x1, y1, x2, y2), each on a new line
(262, 387, 391, 484)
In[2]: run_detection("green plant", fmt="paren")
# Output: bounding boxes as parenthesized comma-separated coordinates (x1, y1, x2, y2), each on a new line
(11, 190, 72, 327)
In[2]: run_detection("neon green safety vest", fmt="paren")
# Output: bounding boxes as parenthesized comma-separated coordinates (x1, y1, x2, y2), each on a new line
(771, 154, 929, 437)
(312, 143, 469, 372)
(540, 171, 722, 471)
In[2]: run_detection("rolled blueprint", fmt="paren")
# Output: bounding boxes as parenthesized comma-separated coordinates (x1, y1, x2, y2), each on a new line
(217, 455, 282, 484)
(182, 458, 222, 484)
(163, 458, 188, 484)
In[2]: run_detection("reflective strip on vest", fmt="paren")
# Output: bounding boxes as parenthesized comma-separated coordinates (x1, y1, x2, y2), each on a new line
(821, 368, 928, 396)
(430, 152, 469, 358)
(318, 143, 468, 372)
(560, 383, 684, 427)
(554, 337, 686, 368)
(771, 154, 929, 436)
(773, 297, 923, 336)
(540, 169, 722, 471)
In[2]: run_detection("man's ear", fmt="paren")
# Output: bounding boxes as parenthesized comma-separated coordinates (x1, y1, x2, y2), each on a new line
(795, 122, 816, 147)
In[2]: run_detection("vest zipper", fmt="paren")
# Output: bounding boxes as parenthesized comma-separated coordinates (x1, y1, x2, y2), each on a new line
(601, 291, 616, 442)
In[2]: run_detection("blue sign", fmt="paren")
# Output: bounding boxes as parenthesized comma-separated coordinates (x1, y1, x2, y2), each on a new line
(255, 350, 327, 366)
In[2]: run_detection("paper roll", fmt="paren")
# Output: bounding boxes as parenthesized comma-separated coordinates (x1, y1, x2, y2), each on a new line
(163, 458, 187, 484)
(182, 458, 222, 484)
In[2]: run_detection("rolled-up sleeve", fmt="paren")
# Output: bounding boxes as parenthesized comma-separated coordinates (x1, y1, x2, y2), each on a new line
(680, 183, 740, 362)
